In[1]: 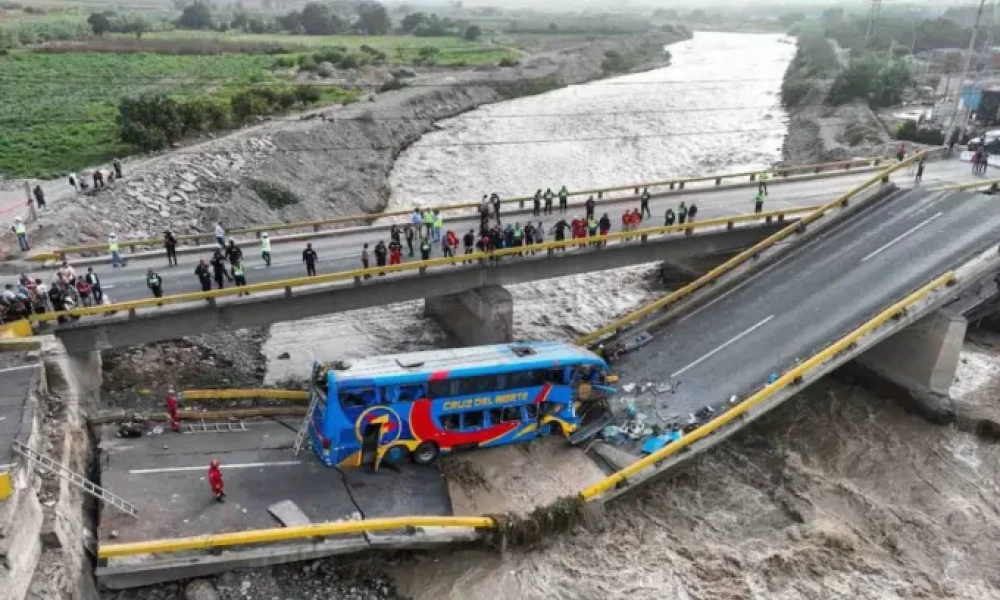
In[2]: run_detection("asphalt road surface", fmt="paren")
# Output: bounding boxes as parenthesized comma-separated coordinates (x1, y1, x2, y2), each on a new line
(615, 186, 1000, 427)
(14, 159, 978, 304)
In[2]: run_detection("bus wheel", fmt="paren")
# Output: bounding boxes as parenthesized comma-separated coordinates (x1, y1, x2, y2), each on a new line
(413, 442, 439, 465)
(539, 424, 552, 437)
(384, 445, 408, 465)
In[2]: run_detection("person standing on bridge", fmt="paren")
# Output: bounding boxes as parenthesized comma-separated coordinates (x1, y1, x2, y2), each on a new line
(374, 240, 388, 275)
(146, 268, 164, 302)
(433, 210, 443, 243)
(585, 195, 596, 220)
(915, 157, 925, 183)
(491, 193, 502, 224)
(411, 209, 422, 234)
(225, 240, 242, 266)
(164, 230, 178, 267)
(389, 239, 403, 265)
(552, 218, 569, 249)
(758, 170, 769, 196)
(108, 232, 123, 268)
(208, 459, 225, 502)
(422, 208, 434, 239)
(214, 222, 225, 248)
(361, 243, 371, 278)
(231, 260, 248, 296)
(260, 233, 272, 267)
(677, 202, 688, 225)
(895, 143, 906, 162)
(754, 190, 764, 214)
(303, 243, 318, 277)
(534, 221, 544, 246)
(687, 202, 698, 223)
(664, 207, 676, 227)
(533, 190, 542, 216)
(11, 217, 28, 252)
(420, 236, 432, 260)
(211, 249, 230, 289)
(640, 188, 651, 220)
(463, 229, 475, 262)
(165, 387, 181, 433)
(194, 260, 212, 293)
(85, 268, 103, 304)
(558, 185, 569, 214)
(543, 188, 554, 215)
(405, 224, 416, 257)
(390, 224, 401, 246)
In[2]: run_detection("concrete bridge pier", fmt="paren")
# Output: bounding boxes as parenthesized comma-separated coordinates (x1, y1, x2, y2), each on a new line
(424, 285, 513, 346)
(856, 309, 967, 423)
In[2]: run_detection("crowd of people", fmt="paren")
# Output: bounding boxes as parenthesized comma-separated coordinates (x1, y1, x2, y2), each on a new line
(0, 262, 106, 324)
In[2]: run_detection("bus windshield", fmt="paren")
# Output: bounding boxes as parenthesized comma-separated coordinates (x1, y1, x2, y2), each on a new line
(304, 342, 616, 470)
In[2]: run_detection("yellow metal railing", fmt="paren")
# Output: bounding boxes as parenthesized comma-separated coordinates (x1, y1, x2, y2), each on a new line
(935, 178, 1000, 192)
(579, 270, 957, 499)
(97, 268, 959, 559)
(97, 516, 494, 559)
(29, 205, 815, 324)
(37, 156, 885, 259)
(181, 389, 309, 402)
(574, 150, 930, 346)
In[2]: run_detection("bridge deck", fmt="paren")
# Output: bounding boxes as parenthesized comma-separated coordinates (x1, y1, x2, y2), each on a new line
(613, 187, 1000, 430)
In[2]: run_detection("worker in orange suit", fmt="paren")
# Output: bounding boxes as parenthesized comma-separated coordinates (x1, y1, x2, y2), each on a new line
(165, 387, 180, 432)
(208, 459, 225, 502)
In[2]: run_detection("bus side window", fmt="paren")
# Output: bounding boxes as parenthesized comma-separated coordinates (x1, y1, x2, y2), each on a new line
(524, 404, 538, 420)
(502, 406, 521, 423)
(341, 389, 370, 408)
(398, 384, 425, 402)
(489, 409, 503, 425)
(544, 368, 566, 385)
(463, 411, 485, 430)
(442, 414, 459, 430)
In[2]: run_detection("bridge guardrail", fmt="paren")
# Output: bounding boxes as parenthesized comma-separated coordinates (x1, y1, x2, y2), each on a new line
(28, 205, 818, 324)
(35, 156, 886, 259)
(935, 178, 1000, 192)
(96, 267, 958, 559)
(574, 150, 932, 347)
(181, 389, 309, 402)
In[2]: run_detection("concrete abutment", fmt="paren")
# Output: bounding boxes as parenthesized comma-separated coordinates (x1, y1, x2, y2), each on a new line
(425, 285, 514, 346)
(856, 309, 967, 423)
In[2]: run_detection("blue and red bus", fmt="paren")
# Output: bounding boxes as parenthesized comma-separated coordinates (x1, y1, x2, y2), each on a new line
(306, 341, 617, 469)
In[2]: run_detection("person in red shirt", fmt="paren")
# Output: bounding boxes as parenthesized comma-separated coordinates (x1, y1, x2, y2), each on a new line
(208, 459, 225, 502)
(446, 231, 459, 256)
(165, 387, 180, 432)
(630, 209, 642, 233)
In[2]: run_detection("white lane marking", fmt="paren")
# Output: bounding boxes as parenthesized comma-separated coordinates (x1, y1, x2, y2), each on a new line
(860, 211, 943, 263)
(101, 285, 115, 290)
(129, 460, 301, 475)
(670, 314, 775, 378)
(0, 364, 37, 374)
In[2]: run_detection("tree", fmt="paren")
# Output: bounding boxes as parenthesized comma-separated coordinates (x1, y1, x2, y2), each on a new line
(231, 10, 249, 31)
(119, 15, 151, 39)
(355, 1, 391, 35)
(277, 10, 301, 32)
(828, 53, 913, 108)
(463, 24, 481, 41)
(400, 12, 426, 33)
(177, 1, 213, 30)
(87, 12, 112, 36)
(300, 2, 345, 35)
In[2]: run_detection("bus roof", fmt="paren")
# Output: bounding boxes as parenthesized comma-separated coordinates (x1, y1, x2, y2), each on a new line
(326, 341, 606, 385)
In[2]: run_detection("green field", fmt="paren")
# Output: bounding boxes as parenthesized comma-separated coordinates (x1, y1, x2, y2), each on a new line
(0, 51, 357, 178)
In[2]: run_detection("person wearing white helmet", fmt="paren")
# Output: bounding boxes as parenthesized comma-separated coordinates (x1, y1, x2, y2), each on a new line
(11, 217, 28, 251)
(260, 232, 271, 267)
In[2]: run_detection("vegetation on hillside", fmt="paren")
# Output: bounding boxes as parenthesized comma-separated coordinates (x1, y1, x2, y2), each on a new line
(828, 54, 914, 108)
(780, 33, 838, 108)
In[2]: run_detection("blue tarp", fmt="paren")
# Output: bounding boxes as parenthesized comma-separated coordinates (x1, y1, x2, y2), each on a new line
(962, 86, 982, 111)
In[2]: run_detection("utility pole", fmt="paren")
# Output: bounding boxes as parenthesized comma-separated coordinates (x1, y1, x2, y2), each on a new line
(864, 0, 882, 47)
(886, 39, 896, 67)
(945, 0, 988, 146)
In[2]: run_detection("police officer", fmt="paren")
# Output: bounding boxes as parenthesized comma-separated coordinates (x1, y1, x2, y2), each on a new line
(302, 243, 318, 277)
(543, 187, 555, 215)
(108, 232, 122, 267)
(164, 230, 178, 266)
(260, 233, 272, 267)
(146, 268, 163, 300)
(754, 191, 764, 214)
(194, 260, 212, 292)
(533, 190, 542, 216)
(677, 201, 688, 225)
(664, 207, 676, 227)
(225, 239, 242, 265)
(585, 195, 596, 220)
(361, 243, 371, 279)
(405, 224, 416, 257)
(758, 170, 769, 196)
(374, 240, 388, 276)
(687, 202, 698, 223)
(463, 229, 475, 261)
(557, 185, 569, 213)
(210, 249, 230, 289)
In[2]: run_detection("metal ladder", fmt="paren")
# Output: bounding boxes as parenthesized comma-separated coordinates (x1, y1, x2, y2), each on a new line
(11, 440, 138, 517)
(185, 420, 248, 434)
(292, 392, 322, 456)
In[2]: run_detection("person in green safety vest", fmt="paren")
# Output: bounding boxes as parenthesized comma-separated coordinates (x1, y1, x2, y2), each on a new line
(422, 208, 434, 239)
(231, 260, 248, 296)
(558, 185, 569, 214)
(432, 210, 443, 243)
(677, 201, 688, 225)
(420, 236, 432, 260)
(754, 191, 764, 214)
(543, 188, 554, 215)
(260, 233, 272, 267)
(146, 268, 163, 300)
(108, 233, 123, 267)
(758, 170, 769, 196)
(11, 217, 28, 252)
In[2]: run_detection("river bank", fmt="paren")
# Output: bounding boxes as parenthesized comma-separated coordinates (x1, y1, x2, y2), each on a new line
(9, 29, 687, 253)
